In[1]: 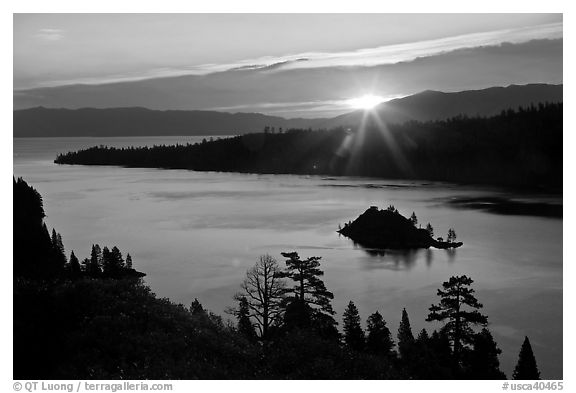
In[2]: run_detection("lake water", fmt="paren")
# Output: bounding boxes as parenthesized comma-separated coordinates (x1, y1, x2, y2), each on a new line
(13, 136, 563, 379)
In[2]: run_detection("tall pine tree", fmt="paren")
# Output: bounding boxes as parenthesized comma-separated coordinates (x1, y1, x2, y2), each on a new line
(398, 308, 415, 359)
(68, 251, 81, 277)
(342, 301, 365, 351)
(235, 296, 257, 342)
(366, 311, 394, 356)
(426, 275, 487, 359)
(279, 252, 337, 336)
(465, 328, 506, 379)
(513, 336, 541, 380)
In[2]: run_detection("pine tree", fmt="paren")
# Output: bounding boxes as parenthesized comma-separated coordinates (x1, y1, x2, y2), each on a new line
(410, 212, 418, 226)
(236, 296, 257, 342)
(102, 246, 111, 274)
(465, 328, 506, 379)
(51, 229, 67, 269)
(398, 308, 415, 359)
(513, 336, 541, 380)
(342, 301, 365, 351)
(366, 311, 394, 356)
(125, 253, 133, 269)
(279, 252, 337, 337)
(68, 251, 81, 277)
(416, 328, 429, 344)
(190, 298, 205, 315)
(107, 246, 125, 275)
(426, 275, 488, 360)
(447, 228, 457, 243)
(426, 223, 434, 238)
(88, 244, 102, 276)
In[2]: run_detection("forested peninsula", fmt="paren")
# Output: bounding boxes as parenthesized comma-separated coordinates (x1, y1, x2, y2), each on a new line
(55, 104, 562, 190)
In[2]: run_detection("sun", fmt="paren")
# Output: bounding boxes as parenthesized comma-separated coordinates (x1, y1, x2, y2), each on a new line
(347, 94, 385, 110)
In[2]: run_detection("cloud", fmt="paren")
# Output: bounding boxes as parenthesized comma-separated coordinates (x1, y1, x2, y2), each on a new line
(21, 22, 561, 88)
(13, 37, 562, 118)
(35, 28, 65, 41)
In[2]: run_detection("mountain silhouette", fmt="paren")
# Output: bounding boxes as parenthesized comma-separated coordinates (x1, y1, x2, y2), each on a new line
(14, 84, 562, 137)
(322, 84, 562, 128)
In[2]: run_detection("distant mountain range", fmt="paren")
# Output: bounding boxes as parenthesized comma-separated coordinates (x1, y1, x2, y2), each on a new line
(13, 84, 562, 137)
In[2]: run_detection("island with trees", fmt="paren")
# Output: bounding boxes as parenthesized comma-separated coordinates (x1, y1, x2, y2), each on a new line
(54, 104, 562, 190)
(14, 177, 542, 380)
(338, 205, 462, 250)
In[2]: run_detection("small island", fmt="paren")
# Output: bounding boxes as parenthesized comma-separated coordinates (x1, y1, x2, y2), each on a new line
(338, 205, 463, 250)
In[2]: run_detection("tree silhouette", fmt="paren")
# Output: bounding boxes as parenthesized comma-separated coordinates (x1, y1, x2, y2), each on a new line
(464, 328, 506, 379)
(342, 301, 365, 351)
(236, 254, 286, 340)
(426, 223, 434, 238)
(513, 336, 541, 380)
(447, 228, 457, 243)
(234, 296, 258, 342)
(397, 308, 415, 359)
(278, 252, 337, 337)
(366, 311, 394, 356)
(417, 328, 429, 344)
(410, 212, 418, 226)
(88, 244, 102, 276)
(68, 251, 82, 277)
(386, 205, 398, 213)
(279, 252, 335, 316)
(125, 253, 133, 269)
(190, 298, 205, 315)
(51, 229, 67, 268)
(426, 275, 488, 360)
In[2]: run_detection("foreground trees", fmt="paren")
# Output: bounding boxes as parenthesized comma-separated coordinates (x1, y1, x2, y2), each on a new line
(278, 252, 338, 338)
(235, 254, 286, 339)
(342, 301, 365, 351)
(513, 336, 541, 380)
(426, 275, 488, 359)
(366, 311, 394, 356)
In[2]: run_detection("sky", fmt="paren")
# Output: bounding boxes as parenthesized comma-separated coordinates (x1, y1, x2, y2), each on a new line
(13, 14, 563, 117)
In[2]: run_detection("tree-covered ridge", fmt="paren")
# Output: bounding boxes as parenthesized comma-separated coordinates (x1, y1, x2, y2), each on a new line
(55, 103, 562, 189)
(14, 178, 542, 379)
(14, 177, 144, 280)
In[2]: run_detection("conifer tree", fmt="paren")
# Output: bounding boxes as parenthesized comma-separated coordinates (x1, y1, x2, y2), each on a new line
(68, 251, 81, 277)
(88, 244, 102, 276)
(426, 275, 488, 359)
(447, 228, 457, 243)
(279, 252, 337, 337)
(397, 308, 415, 359)
(366, 311, 394, 356)
(51, 229, 67, 268)
(125, 253, 133, 269)
(279, 252, 335, 316)
(416, 328, 429, 344)
(513, 336, 541, 380)
(235, 296, 258, 342)
(102, 246, 111, 274)
(190, 298, 205, 315)
(465, 328, 506, 379)
(342, 301, 365, 351)
(410, 212, 418, 226)
(426, 223, 434, 238)
(106, 246, 125, 275)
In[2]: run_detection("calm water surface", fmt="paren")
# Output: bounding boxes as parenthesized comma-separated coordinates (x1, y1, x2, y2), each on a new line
(13, 137, 563, 378)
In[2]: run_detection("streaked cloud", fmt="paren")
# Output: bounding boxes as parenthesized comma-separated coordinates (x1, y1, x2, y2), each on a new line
(20, 22, 561, 89)
(35, 28, 64, 41)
